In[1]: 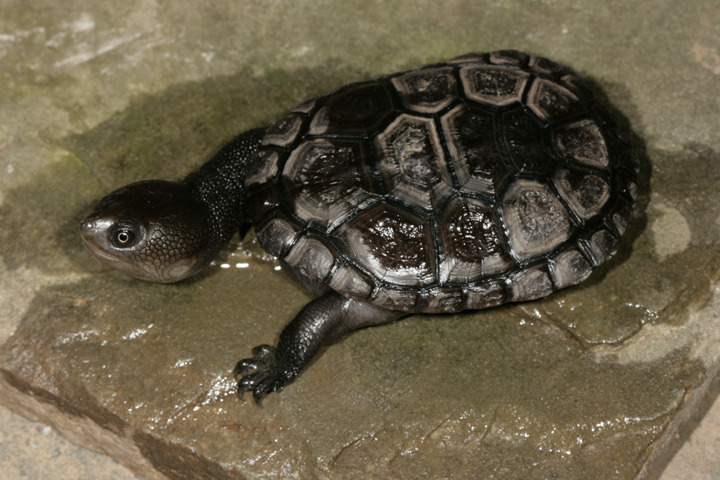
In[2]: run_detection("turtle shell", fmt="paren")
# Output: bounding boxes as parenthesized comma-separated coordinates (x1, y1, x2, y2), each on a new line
(245, 50, 638, 313)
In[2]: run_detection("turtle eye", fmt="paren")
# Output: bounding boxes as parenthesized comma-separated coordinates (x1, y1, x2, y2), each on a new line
(109, 220, 141, 248)
(115, 229, 134, 245)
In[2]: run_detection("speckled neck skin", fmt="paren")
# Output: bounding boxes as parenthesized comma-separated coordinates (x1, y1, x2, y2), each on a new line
(182, 128, 266, 263)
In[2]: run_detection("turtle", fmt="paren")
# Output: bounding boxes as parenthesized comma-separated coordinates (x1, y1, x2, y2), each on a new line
(80, 50, 638, 402)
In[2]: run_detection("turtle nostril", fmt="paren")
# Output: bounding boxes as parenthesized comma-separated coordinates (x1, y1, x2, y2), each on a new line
(80, 218, 93, 232)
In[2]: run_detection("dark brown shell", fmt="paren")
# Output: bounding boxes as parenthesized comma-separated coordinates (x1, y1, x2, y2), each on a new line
(245, 50, 638, 313)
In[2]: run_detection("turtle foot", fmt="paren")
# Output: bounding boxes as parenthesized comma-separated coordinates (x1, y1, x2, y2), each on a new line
(234, 344, 296, 403)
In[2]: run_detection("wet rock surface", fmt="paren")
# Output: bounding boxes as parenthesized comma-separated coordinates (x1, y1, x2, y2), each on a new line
(1, 1, 720, 479)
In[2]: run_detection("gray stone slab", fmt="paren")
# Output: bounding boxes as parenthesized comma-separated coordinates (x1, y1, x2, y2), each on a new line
(1, 0, 719, 479)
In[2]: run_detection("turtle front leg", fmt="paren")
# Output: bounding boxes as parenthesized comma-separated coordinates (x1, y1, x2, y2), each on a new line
(235, 291, 403, 402)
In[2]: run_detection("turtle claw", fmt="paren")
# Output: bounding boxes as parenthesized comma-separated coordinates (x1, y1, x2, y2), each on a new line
(234, 344, 294, 403)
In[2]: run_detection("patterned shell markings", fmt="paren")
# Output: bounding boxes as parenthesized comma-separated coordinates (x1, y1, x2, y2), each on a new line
(245, 50, 638, 314)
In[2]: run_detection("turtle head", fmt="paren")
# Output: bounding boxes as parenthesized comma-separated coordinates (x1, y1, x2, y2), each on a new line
(80, 180, 212, 283)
